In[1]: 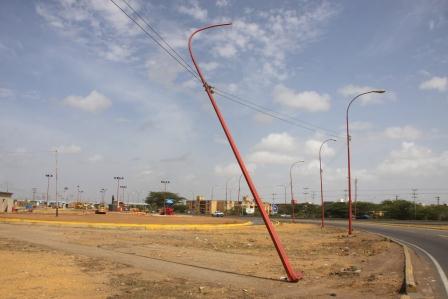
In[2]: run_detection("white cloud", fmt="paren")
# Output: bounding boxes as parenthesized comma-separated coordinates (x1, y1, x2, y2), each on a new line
(201, 62, 220, 72)
(216, 0, 229, 7)
(140, 170, 153, 176)
(53, 144, 82, 154)
(248, 151, 297, 165)
(0, 87, 14, 98)
(273, 84, 330, 112)
(419, 76, 447, 92)
(146, 51, 184, 86)
(88, 154, 103, 162)
(213, 44, 237, 58)
(214, 162, 255, 176)
(63, 90, 111, 112)
(349, 121, 373, 131)
(99, 44, 132, 62)
(338, 84, 388, 105)
(253, 113, 273, 124)
(377, 142, 448, 176)
(305, 139, 335, 157)
(177, 0, 208, 21)
(384, 126, 422, 140)
(255, 132, 296, 152)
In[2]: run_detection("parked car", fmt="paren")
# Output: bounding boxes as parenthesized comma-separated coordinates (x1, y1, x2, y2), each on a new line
(280, 214, 291, 218)
(356, 214, 370, 219)
(212, 211, 224, 217)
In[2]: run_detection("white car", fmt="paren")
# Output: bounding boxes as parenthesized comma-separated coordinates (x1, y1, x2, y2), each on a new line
(212, 211, 224, 217)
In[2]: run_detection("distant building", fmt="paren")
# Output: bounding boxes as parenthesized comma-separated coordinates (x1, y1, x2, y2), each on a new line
(186, 196, 235, 215)
(186, 195, 271, 215)
(0, 191, 16, 213)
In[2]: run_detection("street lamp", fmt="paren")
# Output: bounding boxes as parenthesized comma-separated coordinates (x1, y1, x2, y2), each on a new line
(237, 174, 243, 216)
(100, 188, 107, 204)
(114, 176, 124, 210)
(161, 180, 170, 215)
(289, 161, 304, 223)
(120, 185, 127, 205)
(45, 174, 53, 207)
(76, 185, 80, 202)
(319, 138, 336, 228)
(346, 90, 385, 235)
(189, 23, 301, 282)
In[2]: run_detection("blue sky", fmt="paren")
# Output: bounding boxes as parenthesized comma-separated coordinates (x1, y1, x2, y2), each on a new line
(0, 0, 447, 204)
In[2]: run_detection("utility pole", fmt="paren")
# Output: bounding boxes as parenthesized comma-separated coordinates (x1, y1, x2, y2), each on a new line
(76, 185, 80, 202)
(45, 174, 53, 207)
(354, 178, 358, 219)
(395, 195, 399, 201)
(311, 191, 316, 203)
(114, 176, 124, 210)
(303, 187, 309, 202)
(32, 188, 37, 203)
(290, 161, 304, 223)
(412, 189, 418, 220)
(344, 189, 348, 202)
(346, 90, 386, 235)
(54, 150, 59, 217)
(120, 185, 127, 206)
(188, 23, 301, 281)
(237, 174, 243, 216)
(436, 196, 440, 206)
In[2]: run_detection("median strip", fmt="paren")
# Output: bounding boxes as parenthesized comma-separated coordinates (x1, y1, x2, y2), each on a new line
(0, 217, 253, 230)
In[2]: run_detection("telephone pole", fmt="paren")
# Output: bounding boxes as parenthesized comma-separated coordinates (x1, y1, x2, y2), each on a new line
(411, 189, 418, 219)
(354, 178, 358, 219)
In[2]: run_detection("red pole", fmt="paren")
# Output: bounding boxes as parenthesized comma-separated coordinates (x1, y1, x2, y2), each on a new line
(346, 90, 385, 235)
(188, 23, 302, 282)
(289, 161, 303, 223)
(319, 139, 336, 228)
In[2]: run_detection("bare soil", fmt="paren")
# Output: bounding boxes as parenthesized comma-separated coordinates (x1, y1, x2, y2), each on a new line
(0, 220, 404, 298)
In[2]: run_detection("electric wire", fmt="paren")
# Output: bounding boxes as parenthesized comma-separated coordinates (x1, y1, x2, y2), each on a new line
(120, 0, 200, 79)
(109, 0, 201, 81)
(109, 0, 342, 138)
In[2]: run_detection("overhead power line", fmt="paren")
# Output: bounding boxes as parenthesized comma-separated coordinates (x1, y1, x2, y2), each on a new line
(110, 0, 343, 138)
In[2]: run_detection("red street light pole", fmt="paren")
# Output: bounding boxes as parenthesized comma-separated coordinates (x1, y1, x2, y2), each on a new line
(289, 161, 304, 223)
(189, 23, 302, 282)
(319, 139, 336, 228)
(346, 90, 385, 235)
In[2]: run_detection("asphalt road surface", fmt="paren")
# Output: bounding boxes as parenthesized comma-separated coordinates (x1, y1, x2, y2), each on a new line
(296, 219, 448, 297)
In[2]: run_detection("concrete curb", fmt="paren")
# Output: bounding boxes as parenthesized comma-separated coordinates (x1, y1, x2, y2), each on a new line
(372, 233, 417, 295)
(368, 222, 448, 231)
(0, 217, 253, 230)
(402, 244, 417, 293)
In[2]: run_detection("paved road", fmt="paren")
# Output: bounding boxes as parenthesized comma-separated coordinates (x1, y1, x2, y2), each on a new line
(297, 219, 448, 297)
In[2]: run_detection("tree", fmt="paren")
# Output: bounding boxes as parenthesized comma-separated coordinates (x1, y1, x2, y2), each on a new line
(381, 200, 413, 220)
(145, 191, 185, 210)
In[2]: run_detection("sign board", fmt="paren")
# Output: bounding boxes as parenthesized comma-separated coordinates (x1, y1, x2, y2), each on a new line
(271, 204, 278, 214)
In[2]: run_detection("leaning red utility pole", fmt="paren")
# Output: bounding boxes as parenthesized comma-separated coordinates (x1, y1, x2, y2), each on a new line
(188, 23, 301, 282)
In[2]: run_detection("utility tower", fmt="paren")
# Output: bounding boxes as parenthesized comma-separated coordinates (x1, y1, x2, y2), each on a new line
(411, 189, 418, 219)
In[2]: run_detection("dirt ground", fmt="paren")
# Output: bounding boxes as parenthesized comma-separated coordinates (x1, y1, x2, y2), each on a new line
(0, 221, 404, 298)
(0, 210, 244, 225)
